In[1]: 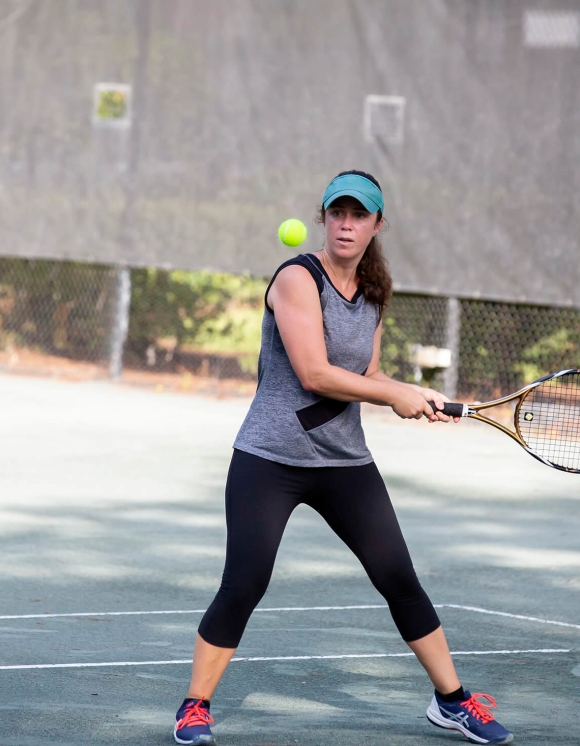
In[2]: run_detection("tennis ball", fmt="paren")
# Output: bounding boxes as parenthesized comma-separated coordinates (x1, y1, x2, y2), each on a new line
(278, 218, 307, 247)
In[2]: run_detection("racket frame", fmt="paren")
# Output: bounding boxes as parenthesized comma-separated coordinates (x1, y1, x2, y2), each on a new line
(452, 369, 580, 472)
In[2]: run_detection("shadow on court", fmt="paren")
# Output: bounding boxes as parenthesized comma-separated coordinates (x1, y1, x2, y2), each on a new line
(0, 375, 578, 745)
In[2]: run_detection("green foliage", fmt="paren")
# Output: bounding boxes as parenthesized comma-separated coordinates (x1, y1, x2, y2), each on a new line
(513, 329, 577, 384)
(127, 268, 266, 371)
(459, 302, 580, 396)
(378, 315, 415, 381)
(0, 258, 111, 355)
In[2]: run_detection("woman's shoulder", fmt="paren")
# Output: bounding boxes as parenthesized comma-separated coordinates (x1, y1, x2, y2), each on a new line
(269, 254, 324, 295)
(264, 254, 325, 314)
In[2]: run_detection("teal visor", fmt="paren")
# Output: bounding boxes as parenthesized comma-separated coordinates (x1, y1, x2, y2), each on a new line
(322, 174, 384, 214)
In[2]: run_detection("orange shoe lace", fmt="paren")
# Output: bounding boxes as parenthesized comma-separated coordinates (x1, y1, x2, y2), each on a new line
(176, 698, 215, 730)
(460, 693, 497, 724)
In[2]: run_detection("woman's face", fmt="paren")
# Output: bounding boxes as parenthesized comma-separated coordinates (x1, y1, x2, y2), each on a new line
(324, 196, 383, 261)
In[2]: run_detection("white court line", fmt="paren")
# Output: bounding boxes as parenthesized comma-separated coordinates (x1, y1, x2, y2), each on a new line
(0, 604, 384, 621)
(0, 648, 571, 671)
(436, 604, 580, 630)
(1, 603, 579, 631)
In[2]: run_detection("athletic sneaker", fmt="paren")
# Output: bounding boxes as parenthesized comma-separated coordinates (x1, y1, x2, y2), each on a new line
(426, 690, 513, 744)
(174, 697, 216, 745)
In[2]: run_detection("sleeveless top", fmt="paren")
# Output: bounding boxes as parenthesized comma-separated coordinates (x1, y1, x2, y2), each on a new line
(233, 254, 380, 467)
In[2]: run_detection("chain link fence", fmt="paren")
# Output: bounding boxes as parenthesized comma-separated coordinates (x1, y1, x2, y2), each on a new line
(0, 258, 116, 373)
(379, 295, 580, 400)
(1, 256, 578, 398)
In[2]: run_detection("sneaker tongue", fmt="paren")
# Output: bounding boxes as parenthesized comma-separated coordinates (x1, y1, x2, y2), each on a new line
(183, 697, 210, 711)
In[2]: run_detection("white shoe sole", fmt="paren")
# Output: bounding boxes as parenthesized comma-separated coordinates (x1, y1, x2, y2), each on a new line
(174, 725, 216, 745)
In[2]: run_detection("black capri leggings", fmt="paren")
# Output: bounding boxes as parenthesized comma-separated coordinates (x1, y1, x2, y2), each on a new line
(197, 450, 440, 648)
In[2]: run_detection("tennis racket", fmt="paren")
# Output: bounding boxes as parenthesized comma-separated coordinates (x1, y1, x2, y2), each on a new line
(429, 369, 580, 473)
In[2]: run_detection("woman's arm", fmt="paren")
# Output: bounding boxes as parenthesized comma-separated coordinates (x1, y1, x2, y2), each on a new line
(267, 266, 442, 421)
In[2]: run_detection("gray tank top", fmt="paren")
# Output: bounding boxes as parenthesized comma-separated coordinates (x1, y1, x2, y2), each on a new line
(233, 254, 380, 467)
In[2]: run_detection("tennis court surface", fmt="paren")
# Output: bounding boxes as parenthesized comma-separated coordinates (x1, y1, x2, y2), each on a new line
(1, 374, 579, 745)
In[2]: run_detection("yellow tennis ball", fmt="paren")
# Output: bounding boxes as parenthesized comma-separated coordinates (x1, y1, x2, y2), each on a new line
(278, 218, 307, 247)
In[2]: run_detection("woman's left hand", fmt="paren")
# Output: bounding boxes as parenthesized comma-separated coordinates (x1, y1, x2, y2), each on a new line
(410, 385, 461, 423)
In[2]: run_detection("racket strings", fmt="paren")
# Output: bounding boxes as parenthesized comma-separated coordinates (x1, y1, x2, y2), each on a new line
(518, 372, 580, 472)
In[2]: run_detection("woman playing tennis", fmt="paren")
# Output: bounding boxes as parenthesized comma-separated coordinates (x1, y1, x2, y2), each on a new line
(173, 171, 513, 745)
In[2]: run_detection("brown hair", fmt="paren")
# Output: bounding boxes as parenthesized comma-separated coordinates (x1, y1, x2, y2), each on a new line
(316, 170, 393, 317)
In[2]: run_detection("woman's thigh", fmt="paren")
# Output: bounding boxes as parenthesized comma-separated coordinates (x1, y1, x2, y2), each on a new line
(307, 461, 417, 588)
(221, 450, 303, 590)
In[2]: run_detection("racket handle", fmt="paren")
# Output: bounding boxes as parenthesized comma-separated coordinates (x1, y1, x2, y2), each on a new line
(428, 401, 466, 418)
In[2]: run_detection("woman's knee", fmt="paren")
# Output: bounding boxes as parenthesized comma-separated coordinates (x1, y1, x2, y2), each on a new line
(230, 579, 269, 610)
(366, 552, 422, 602)
(218, 570, 271, 612)
(197, 576, 271, 648)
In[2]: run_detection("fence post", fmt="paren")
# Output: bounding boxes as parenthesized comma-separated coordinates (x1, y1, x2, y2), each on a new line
(443, 297, 461, 399)
(109, 266, 132, 379)
(105, 0, 151, 380)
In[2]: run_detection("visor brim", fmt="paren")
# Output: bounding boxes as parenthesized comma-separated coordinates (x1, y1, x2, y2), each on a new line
(323, 189, 382, 214)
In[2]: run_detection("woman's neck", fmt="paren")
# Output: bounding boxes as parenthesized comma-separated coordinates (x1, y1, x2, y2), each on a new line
(317, 249, 359, 294)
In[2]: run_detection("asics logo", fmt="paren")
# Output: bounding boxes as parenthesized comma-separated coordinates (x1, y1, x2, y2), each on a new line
(440, 707, 470, 727)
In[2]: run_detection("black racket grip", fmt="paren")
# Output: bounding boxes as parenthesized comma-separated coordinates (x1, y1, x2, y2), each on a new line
(428, 401, 465, 418)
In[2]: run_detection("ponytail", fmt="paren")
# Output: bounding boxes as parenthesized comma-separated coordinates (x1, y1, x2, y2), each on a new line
(356, 230, 392, 317)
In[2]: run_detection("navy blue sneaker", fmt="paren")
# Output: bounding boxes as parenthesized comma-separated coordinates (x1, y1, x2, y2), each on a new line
(426, 690, 513, 744)
(174, 697, 216, 745)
